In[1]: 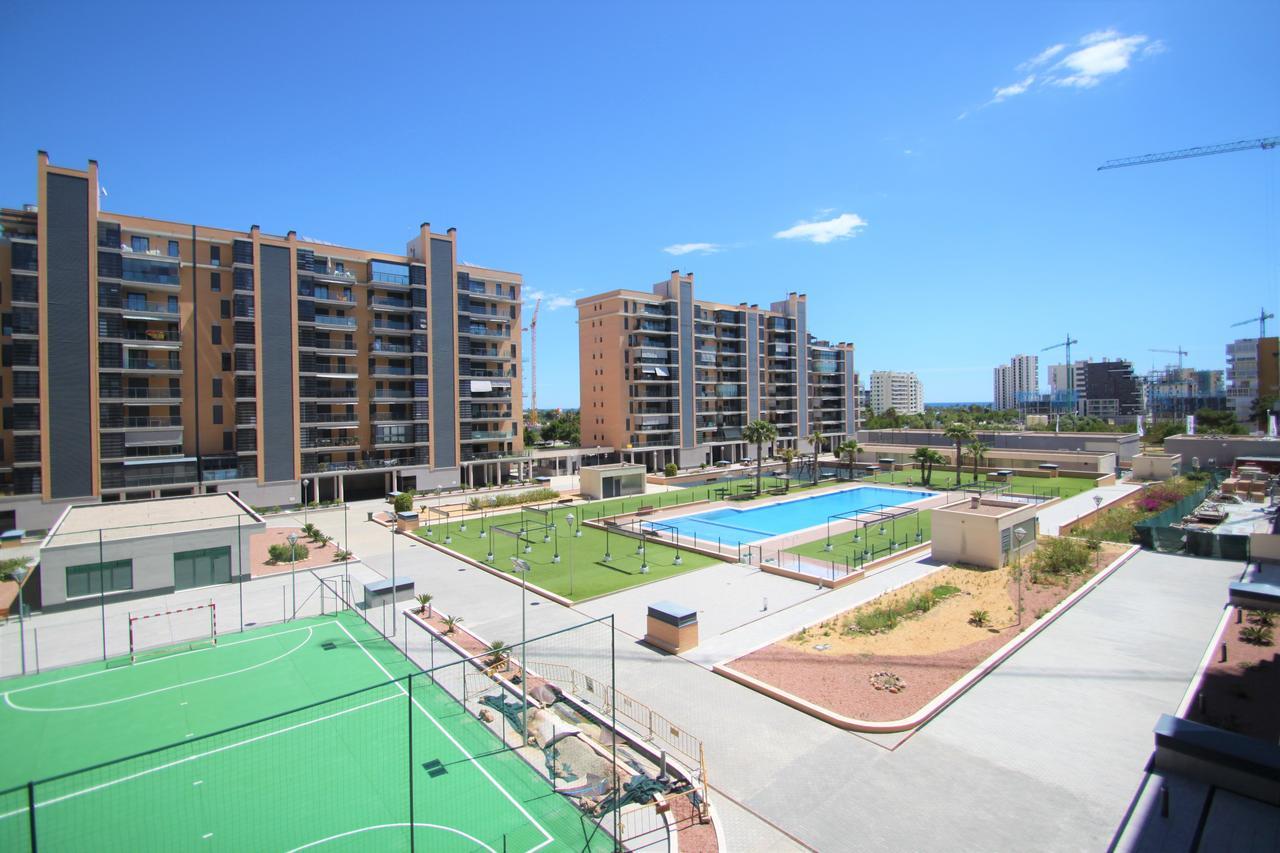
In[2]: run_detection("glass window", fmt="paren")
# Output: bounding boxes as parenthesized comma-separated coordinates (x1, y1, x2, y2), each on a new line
(167, 240, 180, 257)
(221, 353, 231, 372)
(210, 271, 221, 291)
(212, 378, 222, 397)
(173, 546, 231, 590)
(130, 236, 149, 253)
(66, 559, 133, 598)
(210, 245, 221, 267)
(213, 404, 223, 424)
(221, 300, 231, 319)
(211, 325, 221, 345)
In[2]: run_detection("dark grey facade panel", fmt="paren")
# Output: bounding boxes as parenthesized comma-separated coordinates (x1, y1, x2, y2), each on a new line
(678, 282, 695, 448)
(259, 245, 296, 482)
(746, 314, 760, 420)
(796, 300, 809, 436)
(45, 173, 94, 498)
(845, 350, 857, 430)
(429, 238, 457, 468)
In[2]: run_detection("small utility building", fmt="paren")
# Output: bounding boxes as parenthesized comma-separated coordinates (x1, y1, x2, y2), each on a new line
(931, 496, 1039, 569)
(37, 494, 264, 610)
(580, 463, 647, 500)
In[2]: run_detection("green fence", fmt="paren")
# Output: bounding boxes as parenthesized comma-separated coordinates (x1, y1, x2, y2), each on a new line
(1134, 473, 1249, 559)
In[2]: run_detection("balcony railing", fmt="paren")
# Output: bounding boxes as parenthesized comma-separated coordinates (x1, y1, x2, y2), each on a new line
(464, 431, 515, 440)
(372, 296, 412, 309)
(371, 340, 412, 354)
(120, 300, 180, 315)
(314, 315, 358, 328)
(123, 387, 181, 399)
(124, 416, 182, 428)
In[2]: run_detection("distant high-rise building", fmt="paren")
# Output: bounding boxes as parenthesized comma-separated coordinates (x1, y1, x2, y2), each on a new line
(869, 371, 923, 416)
(1144, 367, 1227, 419)
(1081, 360, 1141, 419)
(993, 354, 1039, 411)
(1226, 337, 1280, 422)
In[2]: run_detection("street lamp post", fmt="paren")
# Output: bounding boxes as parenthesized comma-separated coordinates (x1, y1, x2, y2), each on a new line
(1013, 526, 1027, 625)
(390, 521, 397, 638)
(511, 557, 531, 735)
(302, 478, 311, 527)
(565, 513, 575, 596)
(14, 565, 27, 674)
(287, 533, 299, 620)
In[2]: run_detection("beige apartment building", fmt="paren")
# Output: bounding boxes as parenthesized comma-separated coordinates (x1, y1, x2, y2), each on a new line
(577, 272, 856, 471)
(0, 153, 523, 530)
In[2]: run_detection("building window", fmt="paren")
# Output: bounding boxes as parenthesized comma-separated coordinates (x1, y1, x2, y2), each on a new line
(210, 245, 221, 267)
(221, 353, 232, 372)
(173, 546, 232, 589)
(213, 404, 223, 425)
(211, 325, 221, 345)
(130, 236, 149, 253)
(212, 378, 222, 397)
(223, 431, 233, 451)
(221, 299, 231, 319)
(211, 271, 221, 291)
(66, 559, 133, 598)
(168, 240, 180, 258)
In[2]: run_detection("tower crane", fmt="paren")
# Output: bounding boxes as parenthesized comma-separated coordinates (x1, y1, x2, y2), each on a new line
(524, 297, 541, 424)
(1042, 335, 1079, 418)
(1232, 308, 1274, 339)
(1149, 347, 1188, 371)
(1098, 136, 1278, 171)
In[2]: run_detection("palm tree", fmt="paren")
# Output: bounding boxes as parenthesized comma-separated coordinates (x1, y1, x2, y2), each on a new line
(968, 438, 990, 482)
(806, 429, 825, 486)
(416, 593, 434, 618)
(837, 440, 860, 480)
(486, 640, 510, 671)
(442, 615, 463, 634)
(942, 423, 973, 487)
(779, 448, 797, 492)
(911, 447, 935, 485)
(743, 419, 778, 495)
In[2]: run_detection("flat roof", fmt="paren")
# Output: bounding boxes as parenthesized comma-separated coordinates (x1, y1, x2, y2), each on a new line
(936, 499, 1032, 518)
(583, 462, 646, 473)
(46, 494, 263, 548)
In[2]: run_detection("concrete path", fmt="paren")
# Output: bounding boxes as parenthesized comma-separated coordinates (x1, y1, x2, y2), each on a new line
(1038, 479, 1144, 534)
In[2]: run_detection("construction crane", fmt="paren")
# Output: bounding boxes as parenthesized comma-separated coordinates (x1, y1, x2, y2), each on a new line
(1042, 335, 1079, 419)
(1232, 307, 1274, 339)
(1098, 136, 1279, 171)
(1149, 346, 1188, 371)
(524, 297, 541, 424)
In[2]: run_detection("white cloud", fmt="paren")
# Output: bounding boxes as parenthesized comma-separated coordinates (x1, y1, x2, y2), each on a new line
(662, 242, 723, 256)
(773, 212, 867, 245)
(989, 75, 1035, 104)
(1018, 43, 1065, 71)
(976, 29, 1162, 107)
(1049, 32, 1151, 88)
(523, 288, 576, 311)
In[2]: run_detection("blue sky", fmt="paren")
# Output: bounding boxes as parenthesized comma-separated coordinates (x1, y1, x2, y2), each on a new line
(4, 1, 1278, 406)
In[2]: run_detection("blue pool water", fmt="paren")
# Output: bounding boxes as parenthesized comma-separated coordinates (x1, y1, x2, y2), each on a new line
(650, 486, 935, 546)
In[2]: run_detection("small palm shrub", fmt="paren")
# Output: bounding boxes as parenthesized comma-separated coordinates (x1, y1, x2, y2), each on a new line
(968, 609, 991, 627)
(442, 615, 462, 634)
(333, 548, 353, 561)
(267, 542, 309, 564)
(485, 641, 510, 669)
(1247, 610, 1276, 627)
(1240, 625, 1274, 646)
(416, 593, 433, 617)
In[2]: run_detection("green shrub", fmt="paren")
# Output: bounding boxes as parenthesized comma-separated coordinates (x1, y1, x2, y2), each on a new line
(1247, 610, 1276, 627)
(0, 556, 31, 582)
(466, 487, 560, 510)
(392, 492, 415, 514)
(1240, 625, 1274, 646)
(267, 541, 309, 564)
(931, 584, 960, 599)
(664, 463, 679, 477)
(1029, 537, 1090, 576)
(850, 585, 959, 634)
(333, 549, 353, 561)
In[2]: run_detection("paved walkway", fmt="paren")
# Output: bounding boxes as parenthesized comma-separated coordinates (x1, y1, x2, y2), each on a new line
(1037, 479, 1143, 534)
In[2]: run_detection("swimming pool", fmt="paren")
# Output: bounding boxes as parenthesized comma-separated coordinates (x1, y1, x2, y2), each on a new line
(648, 485, 936, 547)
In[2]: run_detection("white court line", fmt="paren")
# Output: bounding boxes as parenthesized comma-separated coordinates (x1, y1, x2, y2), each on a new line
(0, 693, 401, 821)
(3, 621, 340, 713)
(334, 621, 555, 853)
(287, 822, 496, 852)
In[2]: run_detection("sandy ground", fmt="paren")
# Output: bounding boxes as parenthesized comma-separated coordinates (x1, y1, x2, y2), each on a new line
(730, 542, 1128, 721)
(250, 529, 351, 577)
(1188, 606, 1280, 741)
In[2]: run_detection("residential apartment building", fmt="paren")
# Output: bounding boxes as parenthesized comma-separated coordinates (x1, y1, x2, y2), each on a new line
(1081, 359, 1141, 420)
(577, 273, 856, 471)
(993, 354, 1039, 411)
(0, 153, 523, 530)
(868, 371, 923, 416)
(1226, 337, 1279, 422)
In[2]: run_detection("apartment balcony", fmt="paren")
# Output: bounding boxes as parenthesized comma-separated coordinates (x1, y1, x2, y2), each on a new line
(458, 303, 506, 319)
(371, 270, 411, 287)
(461, 430, 515, 442)
(300, 435, 361, 450)
(371, 295, 413, 311)
(467, 348, 514, 362)
(627, 434, 678, 448)
(462, 408, 514, 421)
(371, 318, 416, 334)
(100, 466, 200, 491)
(370, 363, 413, 378)
(303, 389, 359, 402)
(372, 388, 414, 401)
(110, 300, 181, 320)
(371, 339, 412, 354)
(462, 326, 510, 340)
(309, 288, 356, 306)
(312, 314, 358, 329)
(636, 419, 678, 433)
(461, 282, 518, 302)
(301, 413, 360, 427)
(100, 416, 183, 430)
(309, 266, 358, 284)
(302, 457, 413, 474)
(116, 357, 183, 373)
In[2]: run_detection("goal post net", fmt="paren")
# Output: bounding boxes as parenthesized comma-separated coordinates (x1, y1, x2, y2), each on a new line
(129, 602, 217, 662)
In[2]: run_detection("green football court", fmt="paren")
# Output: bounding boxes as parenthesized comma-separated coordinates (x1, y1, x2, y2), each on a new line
(0, 612, 610, 851)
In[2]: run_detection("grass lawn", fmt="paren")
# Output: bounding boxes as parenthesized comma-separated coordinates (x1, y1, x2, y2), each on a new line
(784, 510, 934, 570)
(415, 473, 941, 600)
(862, 468, 1097, 498)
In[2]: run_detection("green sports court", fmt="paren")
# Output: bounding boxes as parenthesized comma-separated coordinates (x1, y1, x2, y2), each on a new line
(0, 611, 612, 851)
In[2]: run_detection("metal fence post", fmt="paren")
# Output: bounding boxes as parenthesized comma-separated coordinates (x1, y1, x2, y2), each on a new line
(407, 675, 415, 853)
